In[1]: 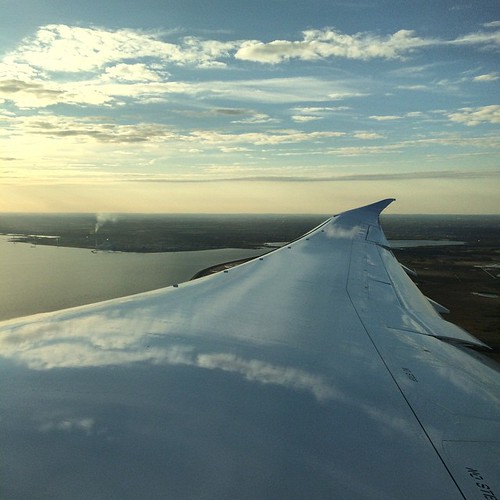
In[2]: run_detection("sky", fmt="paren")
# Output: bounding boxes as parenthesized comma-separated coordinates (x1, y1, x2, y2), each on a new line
(0, 0, 499, 214)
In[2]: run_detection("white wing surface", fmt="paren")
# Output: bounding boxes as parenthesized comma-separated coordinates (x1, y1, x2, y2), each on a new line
(1, 199, 499, 499)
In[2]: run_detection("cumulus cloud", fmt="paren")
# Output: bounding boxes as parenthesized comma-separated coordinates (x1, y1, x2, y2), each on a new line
(234, 25, 500, 64)
(2, 24, 499, 88)
(235, 28, 434, 63)
(7, 23, 497, 111)
(4, 25, 236, 73)
(448, 105, 500, 126)
(0, 25, 243, 108)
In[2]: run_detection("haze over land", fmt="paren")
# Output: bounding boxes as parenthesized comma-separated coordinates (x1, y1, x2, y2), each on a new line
(1, 1, 499, 213)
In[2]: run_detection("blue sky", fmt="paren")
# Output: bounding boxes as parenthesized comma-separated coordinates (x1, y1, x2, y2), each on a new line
(1, 0, 499, 213)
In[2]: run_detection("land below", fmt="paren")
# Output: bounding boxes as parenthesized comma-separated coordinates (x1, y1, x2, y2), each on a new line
(1, 213, 498, 361)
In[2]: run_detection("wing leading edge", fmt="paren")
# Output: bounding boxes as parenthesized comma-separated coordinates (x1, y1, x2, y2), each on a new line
(0, 199, 499, 499)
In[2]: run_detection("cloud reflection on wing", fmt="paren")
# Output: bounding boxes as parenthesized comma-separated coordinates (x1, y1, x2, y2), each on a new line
(0, 310, 337, 403)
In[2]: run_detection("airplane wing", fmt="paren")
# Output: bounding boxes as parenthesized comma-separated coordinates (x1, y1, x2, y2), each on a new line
(1, 199, 499, 499)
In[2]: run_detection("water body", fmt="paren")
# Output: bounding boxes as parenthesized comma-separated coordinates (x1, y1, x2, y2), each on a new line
(0, 233, 470, 321)
(390, 240, 465, 248)
(0, 236, 263, 321)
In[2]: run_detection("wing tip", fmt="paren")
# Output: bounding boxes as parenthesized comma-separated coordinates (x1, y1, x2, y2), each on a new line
(363, 198, 396, 215)
(335, 198, 396, 220)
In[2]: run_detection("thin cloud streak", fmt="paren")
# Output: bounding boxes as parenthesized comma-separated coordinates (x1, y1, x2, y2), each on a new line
(130, 169, 500, 183)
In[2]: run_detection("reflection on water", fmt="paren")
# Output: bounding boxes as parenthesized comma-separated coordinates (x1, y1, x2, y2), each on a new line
(0, 235, 263, 320)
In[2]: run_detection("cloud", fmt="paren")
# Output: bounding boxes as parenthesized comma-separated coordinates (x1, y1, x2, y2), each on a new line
(0, 79, 68, 108)
(13, 114, 176, 143)
(327, 144, 402, 156)
(174, 108, 248, 118)
(0, 74, 361, 109)
(449, 30, 500, 49)
(188, 129, 346, 146)
(291, 106, 351, 113)
(290, 105, 350, 122)
(368, 112, 427, 121)
(396, 84, 430, 91)
(353, 132, 384, 140)
(234, 25, 500, 65)
(448, 105, 500, 126)
(5, 25, 236, 73)
(3, 24, 499, 98)
(0, 78, 121, 109)
(213, 108, 247, 115)
(218, 146, 251, 153)
(180, 36, 238, 68)
(473, 73, 499, 82)
(129, 169, 500, 183)
(235, 28, 434, 63)
(200, 77, 362, 104)
(0, 61, 41, 80)
(230, 113, 278, 124)
(291, 115, 322, 122)
(4, 113, 349, 149)
(102, 63, 165, 82)
(403, 134, 500, 149)
(369, 115, 401, 121)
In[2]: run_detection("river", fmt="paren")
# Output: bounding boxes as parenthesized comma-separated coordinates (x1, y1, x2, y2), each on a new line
(0, 235, 263, 320)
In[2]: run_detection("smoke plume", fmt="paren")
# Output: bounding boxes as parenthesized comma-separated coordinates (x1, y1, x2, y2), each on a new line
(95, 213, 118, 233)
